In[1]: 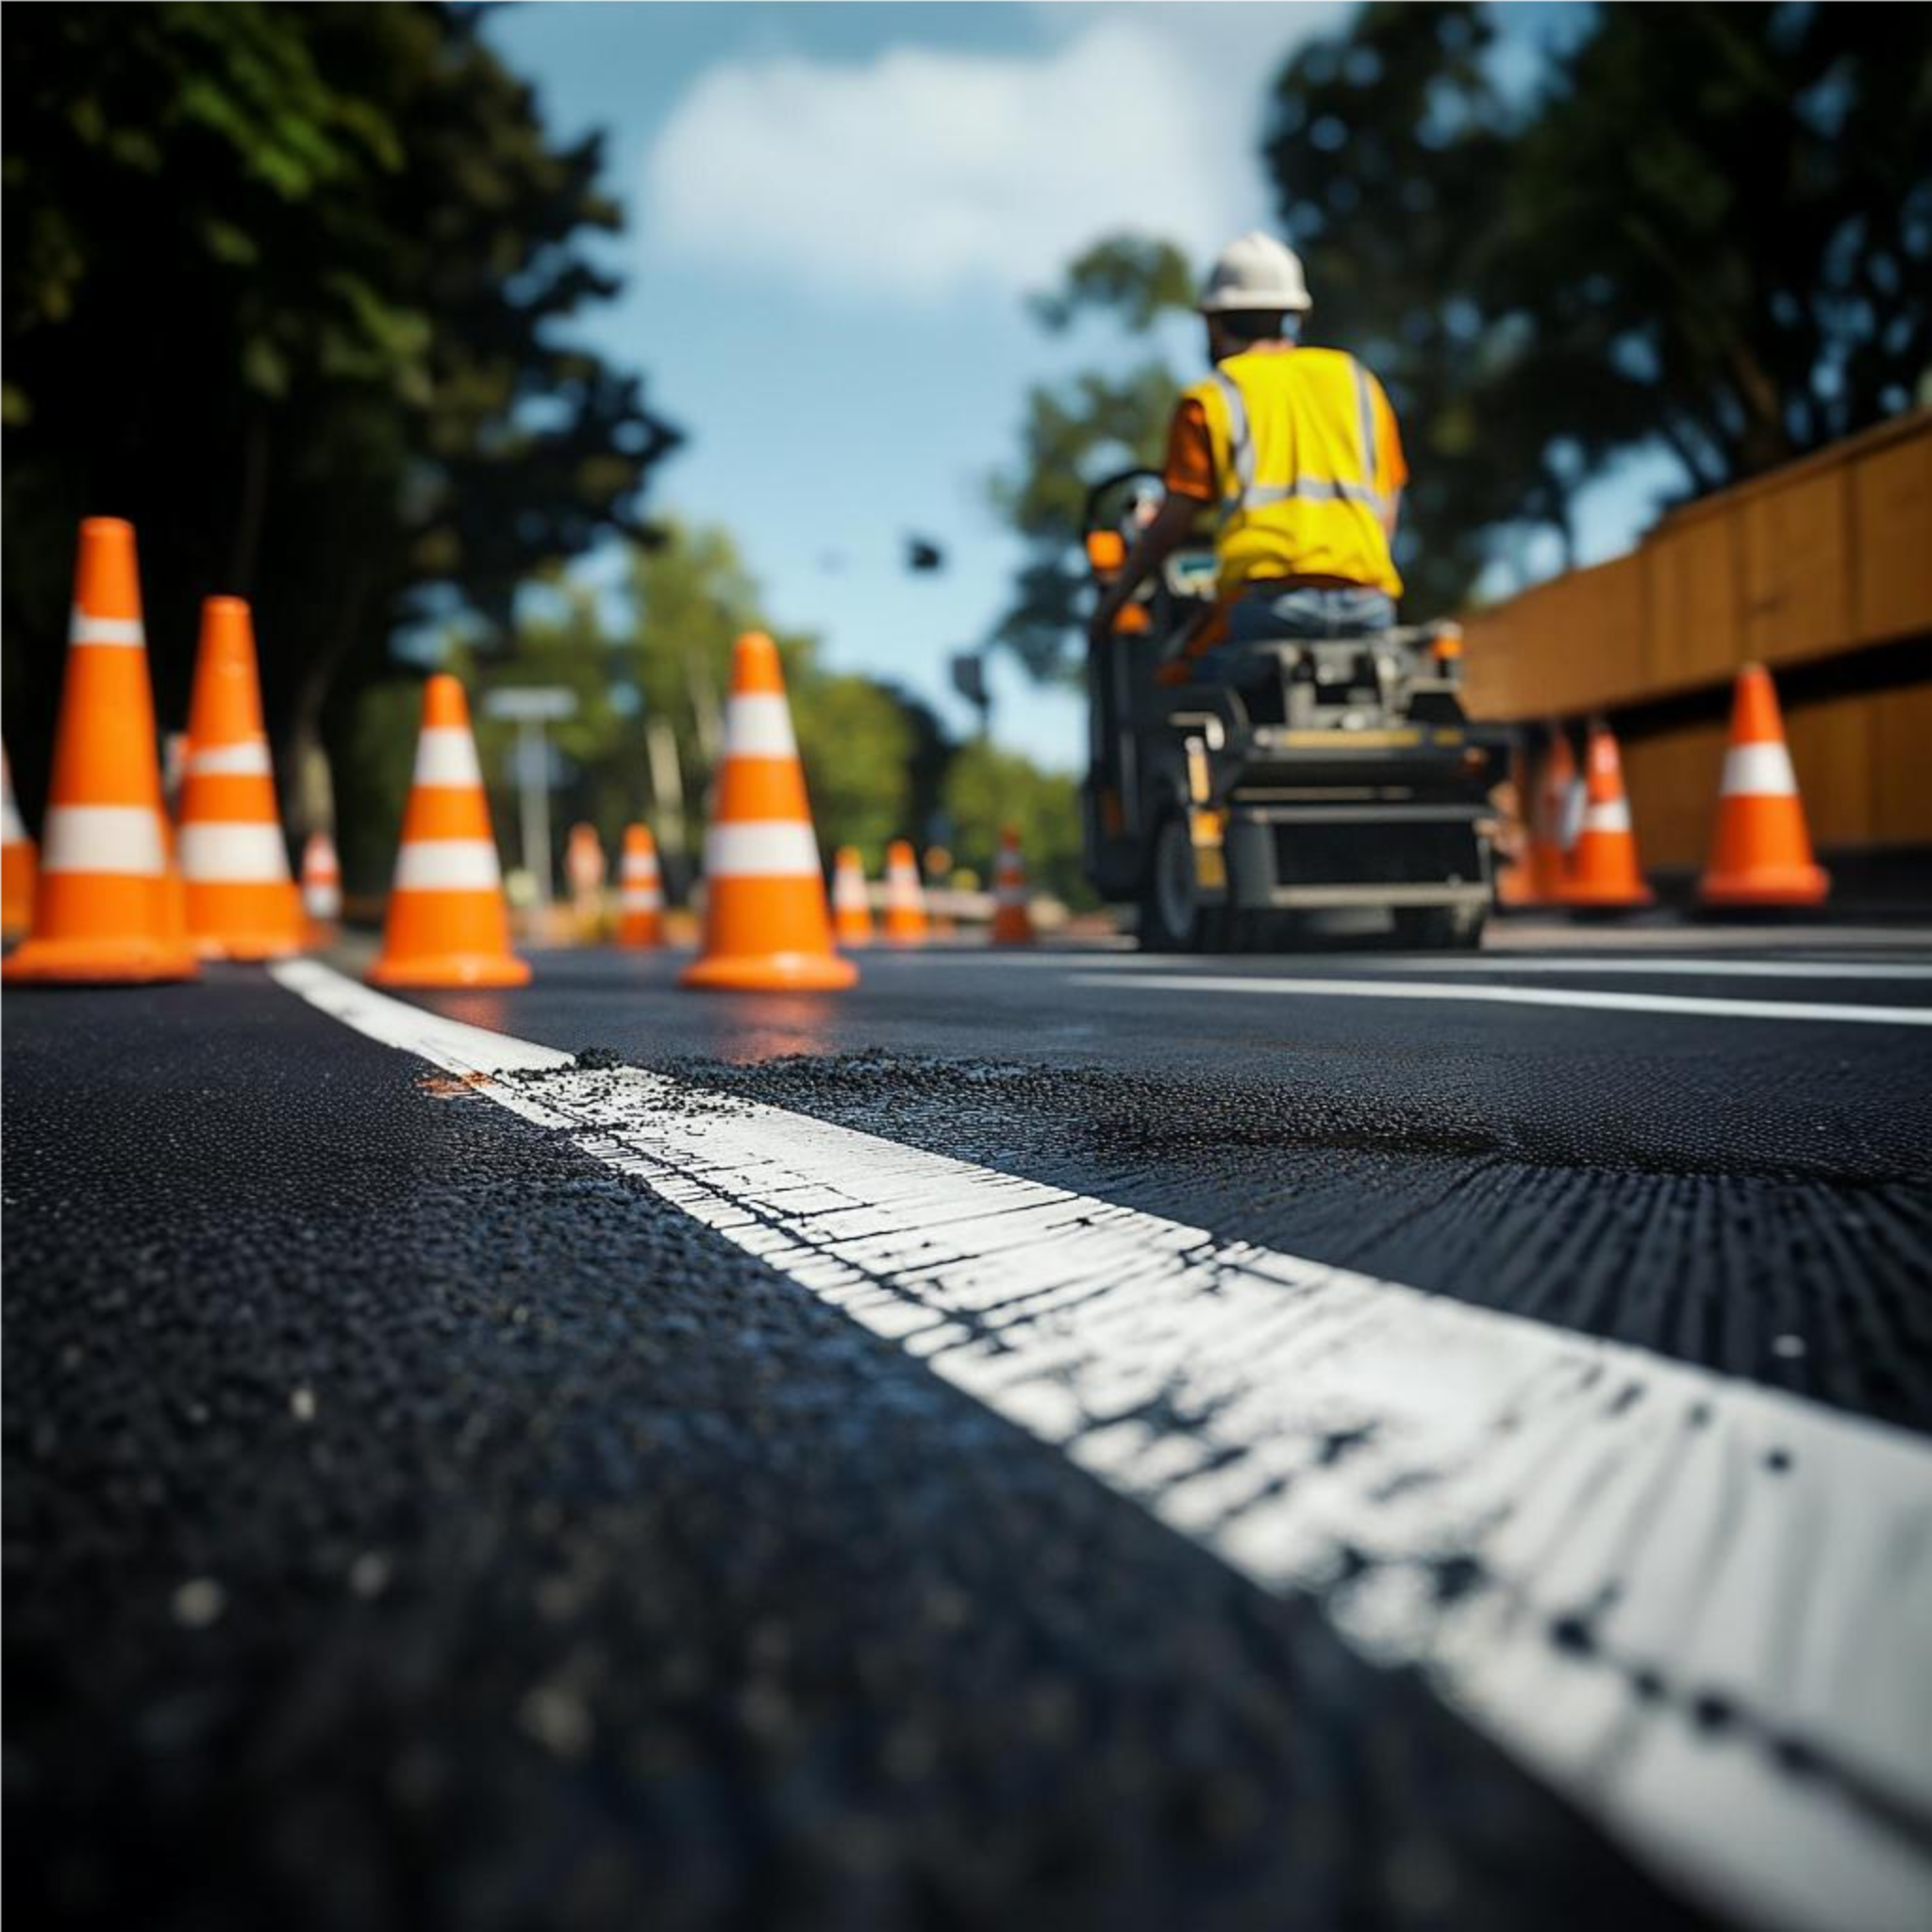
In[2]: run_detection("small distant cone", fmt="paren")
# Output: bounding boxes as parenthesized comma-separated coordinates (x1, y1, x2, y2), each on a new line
(831, 845, 874, 948)
(1559, 720, 1654, 909)
(2, 741, 38, 941)
(1698, 665, 1829, 909)
(565, 822, 608, 941)
(617, 824, 664, 948)
(177, 597, 304, 960)
(368, 675, 529, 988)
(682, 633, 855, 991)
(5, 519, 198, 983)
(301, 833, 341, 943)
(990, 826, 1035, 945)
(1527, 724, 1577, 903)
(882, 840, 929, 946)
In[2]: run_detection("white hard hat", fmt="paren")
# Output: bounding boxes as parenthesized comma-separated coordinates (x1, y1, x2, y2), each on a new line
(1197, 231, 1312, 315)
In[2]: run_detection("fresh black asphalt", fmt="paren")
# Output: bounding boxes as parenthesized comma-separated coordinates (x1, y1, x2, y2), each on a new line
(8, 941, 1929, 1931)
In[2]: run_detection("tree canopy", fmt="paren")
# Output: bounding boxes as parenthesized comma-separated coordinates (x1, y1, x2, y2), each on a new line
(989, 3, 1930, 674)
(3, 2, 679, 824)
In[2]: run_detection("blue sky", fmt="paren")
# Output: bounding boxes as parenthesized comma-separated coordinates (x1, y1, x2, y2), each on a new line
(483, 2, 1674, 772)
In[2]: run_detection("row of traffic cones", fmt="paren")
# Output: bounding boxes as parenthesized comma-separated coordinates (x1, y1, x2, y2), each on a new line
(6, 527, 1033, 992)
(5, 520, 309, 983)
(1497, 664, 1829, 913)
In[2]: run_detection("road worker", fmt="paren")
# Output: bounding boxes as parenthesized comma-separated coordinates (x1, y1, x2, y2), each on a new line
(1087, 232, 1408, 683)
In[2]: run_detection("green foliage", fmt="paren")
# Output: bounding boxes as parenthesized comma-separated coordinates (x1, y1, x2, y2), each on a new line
(942, 742, 1091, 908)
(1027, 235, 1195, 335)
(3, 2, 678, 836)
(448, 524, 945, 897)
(989, 239, 1194, 682)
(1262, 1, 1932, 609)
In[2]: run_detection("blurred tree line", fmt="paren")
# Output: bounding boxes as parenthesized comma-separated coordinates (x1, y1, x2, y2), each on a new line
(338, 522, 1094, 908)
(992, 1, 1932, 678)
(4, 2, 678, 843)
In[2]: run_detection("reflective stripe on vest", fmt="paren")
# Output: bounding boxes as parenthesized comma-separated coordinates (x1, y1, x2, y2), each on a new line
(1208, 360, 1388, 523)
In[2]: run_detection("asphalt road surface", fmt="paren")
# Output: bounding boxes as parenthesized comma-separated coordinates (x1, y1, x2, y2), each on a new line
(8, 924, 1931, 1932)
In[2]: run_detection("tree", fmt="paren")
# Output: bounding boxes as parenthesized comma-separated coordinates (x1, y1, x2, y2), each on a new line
(941, 742, 1091, 908)
(2, 3, 678, 836)
(433, 523, 949, 900)
(988, 237, 1196, 684)
(1261, 2, 1932, 608)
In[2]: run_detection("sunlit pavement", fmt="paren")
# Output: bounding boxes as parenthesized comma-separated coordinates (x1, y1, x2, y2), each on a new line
(7, 921, 1931, 1932)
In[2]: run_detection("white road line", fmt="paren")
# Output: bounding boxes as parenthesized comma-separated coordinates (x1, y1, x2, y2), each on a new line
(273, 959, 1932, 1932)
(1065, 972, 1932, 1026)
(947, 949, 1932, 979)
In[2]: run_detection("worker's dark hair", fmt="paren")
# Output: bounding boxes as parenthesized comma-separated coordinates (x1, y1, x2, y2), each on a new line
(1214, 308, 1293, 343)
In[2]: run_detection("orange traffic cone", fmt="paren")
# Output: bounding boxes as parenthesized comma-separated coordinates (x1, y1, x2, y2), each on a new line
(1699, 665, 1829, 909)
(617, 824, 664, 948)
(1559, 720, 1654, 910)
(990, 826, 1035, 944)
(1526, 724, 1576, 903)
(2, 741, 38, 941)
(368, 674, 530, 989)
(5, 519, 198, 984)
(883, 840, 929, 946)
(301, 832, 341, 943)
(831, 846, 874, 948)
(683, 633, 855, 991)
(176, 597, 304, 960)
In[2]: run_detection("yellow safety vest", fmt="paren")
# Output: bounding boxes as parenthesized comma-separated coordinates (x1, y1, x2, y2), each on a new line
(1185, 346, 1405, 599)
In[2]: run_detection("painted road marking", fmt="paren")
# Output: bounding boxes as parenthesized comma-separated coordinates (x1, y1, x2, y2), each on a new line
(966, 950, 1932, 981)
(945, 951, 1932, 982)
(274, 960, 1932, 1932)
(1065, 972, 1932, 1026)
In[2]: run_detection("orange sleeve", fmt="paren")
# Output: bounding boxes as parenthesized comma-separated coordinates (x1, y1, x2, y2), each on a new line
(1162, 397, 1216, 501)
(1374, 378, 1407, 493)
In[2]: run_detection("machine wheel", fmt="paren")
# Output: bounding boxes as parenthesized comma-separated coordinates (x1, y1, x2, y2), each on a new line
(1391, 905, 1487, 951)
(1140, 808, 1223, 952)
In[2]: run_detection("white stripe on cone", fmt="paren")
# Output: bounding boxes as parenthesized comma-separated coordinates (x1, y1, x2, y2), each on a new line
(393, 839, 502, 891)
(1721, 741, 1799, 798)
(411, 728, 484, 789)
(305, 880, 342, 919)
(2, 769, 26, 845)
(1580, 799, 1632, 835)
(179, 822, 292, 883)
(723, 694, 798, 759)
(703, 820, 821, 879)
(68, 608, 145, 648)
(621, 888, 664, 912)
(41, 806, 167, 876)
(833, 868, 868, 910)
(187, 740, 275, 777)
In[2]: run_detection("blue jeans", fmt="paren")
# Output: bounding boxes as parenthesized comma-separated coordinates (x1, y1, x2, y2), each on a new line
(1197, 585, 1396, 684)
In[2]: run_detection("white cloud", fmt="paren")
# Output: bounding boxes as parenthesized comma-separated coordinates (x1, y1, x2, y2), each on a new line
(641, 13, 1340, 304)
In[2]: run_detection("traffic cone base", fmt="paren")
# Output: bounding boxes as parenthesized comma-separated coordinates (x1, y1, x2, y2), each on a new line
(1698, 669, 1830, 909)
(882, 839, 929, 946)
(301, 832, 341, 946)
(5, 519, 198, 984)
(617, 824, 664, 949)
(682, 633, 854, 993)
(990, 826, 1035, 945)
(176, 598, 305, 960)
(1558, 722, 1652, 910)
(369, 675, 529, 989)
(831, 845, 874, 948)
